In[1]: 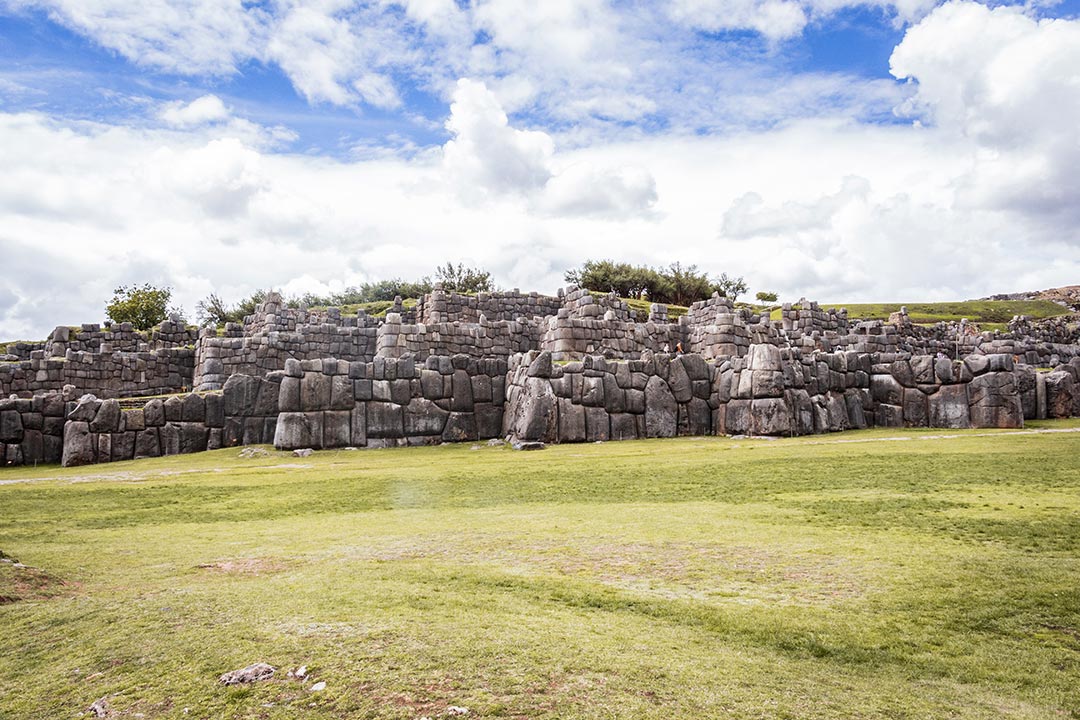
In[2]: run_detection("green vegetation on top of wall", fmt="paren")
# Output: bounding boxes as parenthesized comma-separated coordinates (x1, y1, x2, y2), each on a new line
(588, 292, 689, 319)
(310, 298, 419, 319)
(768, 300, 1070, 327)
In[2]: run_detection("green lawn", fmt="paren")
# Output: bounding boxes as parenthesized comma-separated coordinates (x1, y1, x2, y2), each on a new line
(2, 425, 1080, 718)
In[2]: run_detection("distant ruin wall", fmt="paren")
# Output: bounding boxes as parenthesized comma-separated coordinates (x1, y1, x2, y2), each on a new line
(0, 347, 195, 399)
(416, 288, 564, 324)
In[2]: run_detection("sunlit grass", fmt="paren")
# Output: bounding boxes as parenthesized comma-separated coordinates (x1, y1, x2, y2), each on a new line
(1, 425, 1079, 718)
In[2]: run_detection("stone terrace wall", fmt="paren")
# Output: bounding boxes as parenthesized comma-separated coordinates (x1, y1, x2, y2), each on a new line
(59, 374, 280, 467)
(374, 314, 539, 361)
(538, 287, 686, 361)
(0, 347, 195, 399)
(273, 354, 507, 450)
(193, 293, 381, 391)
(416, 288, 564, 324)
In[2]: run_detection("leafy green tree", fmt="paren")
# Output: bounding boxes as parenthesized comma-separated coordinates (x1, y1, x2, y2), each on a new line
(105, 284, 175, 330)
(435, 263, 494, 293)
(566, 260, 741, 306)
(196, 289, 269, 326)
(713, 273, 748, 302)
(755, 291, 778, 303)
(565, 260, 661, 299)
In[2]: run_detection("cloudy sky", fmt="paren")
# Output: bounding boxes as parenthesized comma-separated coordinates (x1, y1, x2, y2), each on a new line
(1, 0, 1078, 339)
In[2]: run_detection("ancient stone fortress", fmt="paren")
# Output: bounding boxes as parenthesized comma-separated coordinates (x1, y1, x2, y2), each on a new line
(1, 286, 1079, 468)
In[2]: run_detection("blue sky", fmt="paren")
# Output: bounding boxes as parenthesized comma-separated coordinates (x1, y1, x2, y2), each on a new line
(0, 0, 1078, 338)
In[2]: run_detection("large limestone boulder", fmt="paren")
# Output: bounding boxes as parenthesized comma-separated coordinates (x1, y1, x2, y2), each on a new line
(1044, 371, 1075, 418)
(504, 377, 558, 443)
(928, 384, 970, 428)
(644, 376, 677, 438)
(968, 372, 1023, 428)
(62, 421, 94, 467)
(750, 397, 790, 435)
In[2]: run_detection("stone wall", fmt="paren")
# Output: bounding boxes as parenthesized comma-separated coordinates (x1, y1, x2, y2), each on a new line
(502, 346, 1031, 444)
(0, 392, 66, 466)
(374, 314, 539, 361)
(2, 348, 1075, 468)
(0, 347, 196, 399)
(273, 354, 507, 450)
(416, 288, 564, 324)
(59, 374, 280, 467)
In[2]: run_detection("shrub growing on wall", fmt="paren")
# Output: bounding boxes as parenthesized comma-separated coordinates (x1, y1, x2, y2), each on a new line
(105, 284, 173, 330)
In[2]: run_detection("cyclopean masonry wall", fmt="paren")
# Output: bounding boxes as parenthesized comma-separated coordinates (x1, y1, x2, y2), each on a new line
(501, 348, 1037, 444)
(0, 391, 66, 465)
(1, 318, 198, 399)
(0, 347, 195, 399)
(272, 354, 507, 450)
(58, 373, 280, 467)
(4, 282, 1080, 467)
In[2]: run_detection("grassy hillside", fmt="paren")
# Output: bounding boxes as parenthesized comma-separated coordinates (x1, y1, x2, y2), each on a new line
(310, 298, 418, 319)
(806, 300, 1069, 326)
(2, 424, 1079, 718)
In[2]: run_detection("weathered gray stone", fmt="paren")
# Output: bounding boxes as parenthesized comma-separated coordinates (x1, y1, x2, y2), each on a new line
(928, 384, 970, 428)
(144, 398, 165, 427)
(746, 343, 782, 371)
(557, 398, 586, 442)
(724, 399, 751, 435)
(123, 408, 145, 432)
(351, 405, 367, 445)
(750, 370, 784, 398)
(300, 372, 331, 412)
(164, 395, 183, 422)
(223, 374, 261, 416)
(902, 388, 928, 427)
(443, 412, 477, 442)
(179, 423, 209, 454)
(275, 412, 317, 450)
(506, 377, 558, 443)
(870, 374, 903, 406)
(667, 359, 693, 403)
(1044, 371, 1074, 419)
(749, 397, 790, 435)
(644, 376, 677, 438)
(367, 402, 404, 438)
(161, 423, 181, 455)
(323, 410, 352, 447)
(451, 370, 474, 412)
(68, 394, 100, 422)
(205, 393, 224, 428)
(527, 351, 553, 378)
(685, 397, 711, 436)
(62, 421, 94, 466)
(180, 394, 205, 423)
(475, 403, 503, 439)
(404, 398, 449, 436)
(0, 410, 22, 443)
(585, 406, 610, 442)
(134, 428, 161, 458)
(581, 376, 605, 407)
(610, 413, 639, 441)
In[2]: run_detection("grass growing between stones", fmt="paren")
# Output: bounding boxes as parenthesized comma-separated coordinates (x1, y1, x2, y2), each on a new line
(1, 426, 1079, 719)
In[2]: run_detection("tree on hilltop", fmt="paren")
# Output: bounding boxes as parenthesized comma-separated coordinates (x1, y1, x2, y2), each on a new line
(105, 284, 178, 330)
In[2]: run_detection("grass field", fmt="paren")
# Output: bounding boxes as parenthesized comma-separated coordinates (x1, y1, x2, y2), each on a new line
(2, 424, 1080, 719)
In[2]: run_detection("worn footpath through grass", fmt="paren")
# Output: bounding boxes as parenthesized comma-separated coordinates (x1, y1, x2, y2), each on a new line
(1, 424, 1079, 719)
